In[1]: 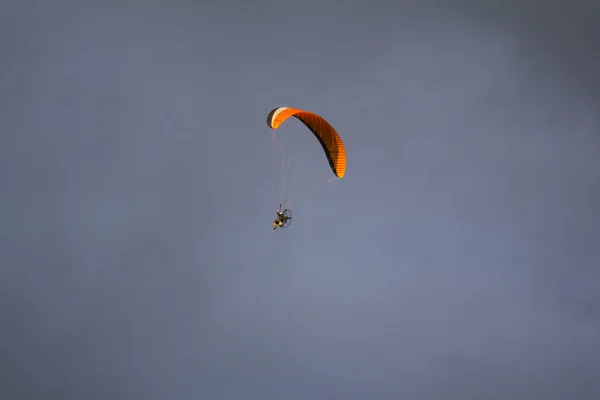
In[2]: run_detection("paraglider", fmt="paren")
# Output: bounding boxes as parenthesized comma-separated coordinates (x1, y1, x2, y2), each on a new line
(273, 206, 292, 230)
(266, 106, 346, 230)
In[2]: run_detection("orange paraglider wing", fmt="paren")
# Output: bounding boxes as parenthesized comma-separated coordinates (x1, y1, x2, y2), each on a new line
(266, 106, 347, 178)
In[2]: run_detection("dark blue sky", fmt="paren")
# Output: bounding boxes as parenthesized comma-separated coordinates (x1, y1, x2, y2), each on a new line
(2, 1, 599, 399)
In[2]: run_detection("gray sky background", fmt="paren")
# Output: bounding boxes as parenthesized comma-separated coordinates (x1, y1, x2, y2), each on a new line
(1, 1, 599, 399)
